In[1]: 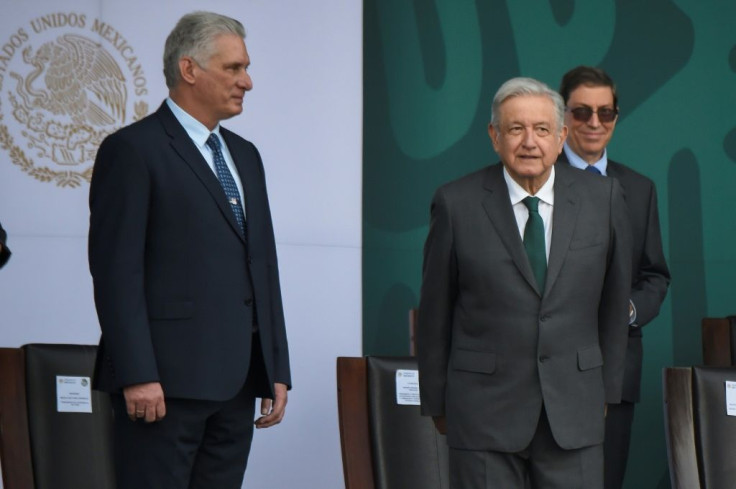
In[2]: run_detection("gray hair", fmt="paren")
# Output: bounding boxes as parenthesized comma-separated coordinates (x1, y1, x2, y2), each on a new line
(163, 11, 245, 89)
(490, 77, 565, 134)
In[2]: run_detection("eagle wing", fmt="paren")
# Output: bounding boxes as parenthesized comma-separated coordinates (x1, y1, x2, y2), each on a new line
(58, 34, 127, 124)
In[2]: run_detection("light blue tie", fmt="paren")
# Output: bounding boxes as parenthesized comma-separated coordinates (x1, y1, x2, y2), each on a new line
(206, 133, 246, 235)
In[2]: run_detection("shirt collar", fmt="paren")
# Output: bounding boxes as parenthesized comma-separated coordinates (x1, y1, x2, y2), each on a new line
(166, 97, 222, 149)
(563, 142, 608, 176)
(503, 165, 555, 206)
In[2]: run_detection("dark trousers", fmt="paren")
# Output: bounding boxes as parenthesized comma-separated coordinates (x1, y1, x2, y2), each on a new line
(449, 408, 603, 489)
(111, 339, 266, 489)
(604, 401, 635, 489)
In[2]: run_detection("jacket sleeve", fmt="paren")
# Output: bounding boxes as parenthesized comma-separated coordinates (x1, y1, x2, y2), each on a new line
(253, 144, 292, 389)
(88, 134, 160, 390)
(630, 182, 670, 327)
(416, 188, 456, 417)
(599, 178, 633, 403)
(0, 221, 10, 268)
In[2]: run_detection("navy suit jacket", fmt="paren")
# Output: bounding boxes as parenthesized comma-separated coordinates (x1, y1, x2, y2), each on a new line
(89, 102, 291, 401)
(560, 154, 670, 402)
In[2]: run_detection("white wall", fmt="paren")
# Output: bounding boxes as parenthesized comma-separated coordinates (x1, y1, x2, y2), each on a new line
(0, 1, 362, 488)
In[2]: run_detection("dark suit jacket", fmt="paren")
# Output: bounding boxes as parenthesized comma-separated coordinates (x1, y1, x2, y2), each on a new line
(0, 221, 10, 268)
(89, 102, 291, 402)
(560, 154, 670, 402)
(416, 163, 632, 452)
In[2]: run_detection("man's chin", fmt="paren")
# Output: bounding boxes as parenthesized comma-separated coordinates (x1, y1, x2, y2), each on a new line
(221, 107, 244, 120)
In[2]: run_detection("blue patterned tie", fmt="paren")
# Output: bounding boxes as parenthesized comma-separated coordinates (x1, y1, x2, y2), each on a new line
(586, 165, 602, 175)
(206, 133, 246, 235)
(522, 196, 547, 291)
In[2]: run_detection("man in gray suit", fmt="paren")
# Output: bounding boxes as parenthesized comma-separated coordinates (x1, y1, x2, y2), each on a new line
(416, 77, 632, 489)
(558, 66, 670, 489)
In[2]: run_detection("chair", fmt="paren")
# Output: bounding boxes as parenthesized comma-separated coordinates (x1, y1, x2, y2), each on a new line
(702, 316, 736, 366)
(336, 356, 449, 489)
(0, 344, 115, 489)
(663, 366, 736, 489)
(408, 308, 419, 356)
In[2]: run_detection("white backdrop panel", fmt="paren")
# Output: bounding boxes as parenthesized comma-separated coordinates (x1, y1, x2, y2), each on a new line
(0, 0, 362, 487)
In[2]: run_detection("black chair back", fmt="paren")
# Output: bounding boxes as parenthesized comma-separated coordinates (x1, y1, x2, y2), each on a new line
(337, 356, 449, 489)
(0, 344, 115, 489)
(664, 366, 736, 489)
(692, 366, 736, 488)
(366, 356, 449, 489)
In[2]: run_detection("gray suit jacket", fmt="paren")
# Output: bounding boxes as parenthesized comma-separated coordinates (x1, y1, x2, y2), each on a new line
(416, 162, 632, 452)
(559, 154, 670, 402)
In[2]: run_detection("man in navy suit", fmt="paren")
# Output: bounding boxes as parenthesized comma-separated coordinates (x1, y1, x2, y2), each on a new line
(89, 11, 291, 489)
(558, 66, 670, 489)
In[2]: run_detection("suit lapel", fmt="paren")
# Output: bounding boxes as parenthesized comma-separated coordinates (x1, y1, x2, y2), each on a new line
(546, 165, 580, 294)
(481, 165, 541, 295)
(156, 103, 246, 243)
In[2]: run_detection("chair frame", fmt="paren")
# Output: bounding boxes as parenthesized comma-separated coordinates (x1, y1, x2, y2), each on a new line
(336, 356, 376, 489)
(702, 317, 735, 366)
(0, 347, 36, 489)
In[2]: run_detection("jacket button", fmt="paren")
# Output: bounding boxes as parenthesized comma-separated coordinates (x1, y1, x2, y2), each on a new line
(539, 356, 549, 363)
(244, 298, 253, 306)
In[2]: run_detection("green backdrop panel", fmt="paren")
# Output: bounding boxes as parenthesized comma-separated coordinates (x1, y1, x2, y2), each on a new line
(363, 1, 736, 488)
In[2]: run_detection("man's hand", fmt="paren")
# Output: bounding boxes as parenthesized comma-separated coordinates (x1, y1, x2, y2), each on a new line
(123, 382, 166, 423)
(255, 382, 288, 429)
(432, 416, 447, 434)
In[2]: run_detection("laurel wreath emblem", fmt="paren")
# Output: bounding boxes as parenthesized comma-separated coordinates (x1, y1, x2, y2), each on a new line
(1, 31, 150, 188)
(0, 97, 147, 188)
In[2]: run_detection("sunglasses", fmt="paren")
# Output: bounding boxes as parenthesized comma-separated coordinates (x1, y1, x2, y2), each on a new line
(566, 106, 618, 123)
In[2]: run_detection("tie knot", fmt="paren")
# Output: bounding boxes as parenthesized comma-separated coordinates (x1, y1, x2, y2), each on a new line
(523, 196, 540, 213)
(585, 165, 602, 175)
(206, 133, 221, 151)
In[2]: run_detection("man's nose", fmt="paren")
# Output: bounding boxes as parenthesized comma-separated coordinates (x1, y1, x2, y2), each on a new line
(239, 71, 253, 90)
(522, 129, 536, 147)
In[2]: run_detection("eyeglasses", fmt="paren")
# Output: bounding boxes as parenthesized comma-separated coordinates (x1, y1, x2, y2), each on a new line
(566, 106, 618, 123)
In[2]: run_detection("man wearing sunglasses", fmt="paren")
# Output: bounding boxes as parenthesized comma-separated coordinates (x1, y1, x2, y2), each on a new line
(558, 66, 671, 489)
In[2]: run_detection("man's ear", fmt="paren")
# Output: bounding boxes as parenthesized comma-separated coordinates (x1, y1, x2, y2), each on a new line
(558, 125, 568, 151)
(179, 57, 197, 85)
(488, 123, 500, 151)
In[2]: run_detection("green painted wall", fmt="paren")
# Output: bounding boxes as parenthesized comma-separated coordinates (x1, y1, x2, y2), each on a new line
(362, 1, 736, 487)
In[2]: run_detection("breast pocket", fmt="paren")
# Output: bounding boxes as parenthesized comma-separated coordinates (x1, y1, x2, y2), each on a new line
(569, 234, 606, 250)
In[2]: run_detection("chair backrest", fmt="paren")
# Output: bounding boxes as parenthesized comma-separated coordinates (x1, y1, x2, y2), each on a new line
(337, 356, 374, 489)
(663, 366, 736, 489)
(0, 344, 115, 489)
(337, 356, 449, 489)
(663, 367, 700, 489)
(691, 366, 736, 487)
(702, 316, 736, 366)
(0, 347, 34, 489)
